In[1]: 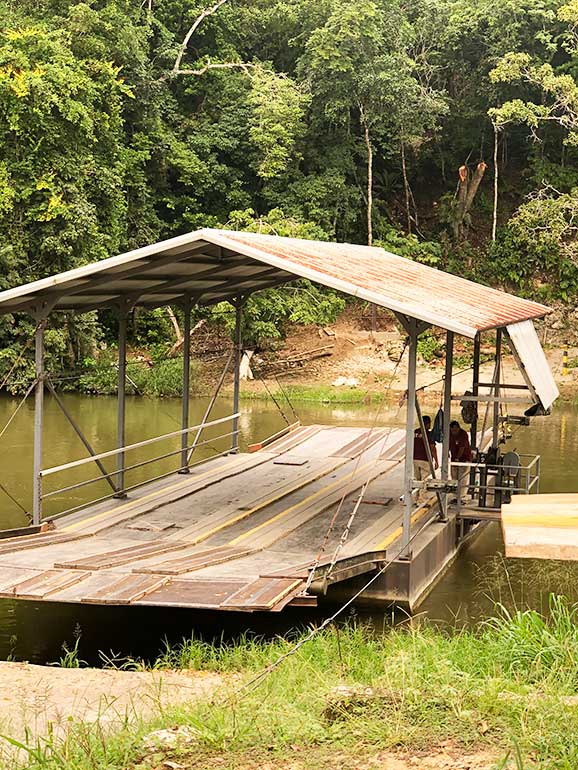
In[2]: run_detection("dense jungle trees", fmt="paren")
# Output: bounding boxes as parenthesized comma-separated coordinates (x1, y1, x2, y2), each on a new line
(2, 0, 578, 378)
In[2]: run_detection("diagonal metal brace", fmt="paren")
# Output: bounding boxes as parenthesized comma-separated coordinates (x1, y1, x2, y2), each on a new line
(46, 378, 119, 494)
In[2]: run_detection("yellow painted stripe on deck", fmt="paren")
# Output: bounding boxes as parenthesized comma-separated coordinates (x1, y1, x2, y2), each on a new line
(62, 456, 248, 533)
(375, 502, 434, 551)
(228, 458, 386, 547)
(503, 513, 578, 529)
(186, 458, 351, 547)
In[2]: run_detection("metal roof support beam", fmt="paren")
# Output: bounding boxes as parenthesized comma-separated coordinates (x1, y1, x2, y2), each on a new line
(115, 302, 131, 498)
(231, 295, 246, 453)
(32, 319, 46, 525)
(402, 317, 418, 557)
(440, 330, 454, 521)
(470, 334, 481, 453)
(493, 329, 502, 449)
(179, 295, 192, 474)
(394, 312, 430, 337)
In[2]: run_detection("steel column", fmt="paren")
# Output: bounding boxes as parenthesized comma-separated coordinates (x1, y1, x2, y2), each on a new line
(493, 329, 502, 448)
(402, 317, 418, 554)
(441, 330, 454, 521)
(115, 309, 128, 497)
(470, 334, 481, 451)
(231, 298, 243, 452)
(32, 320, 46, 525)
(179, 297, 191, 473)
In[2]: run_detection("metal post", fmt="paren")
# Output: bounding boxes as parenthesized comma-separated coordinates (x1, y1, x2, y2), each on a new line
(441, 330, 454, 521)
(470, 334, 481, 451)
(32, 320, 46, 525)
(231, 297, 243, 452)
(179, 296, 191, 474)
(115, 309, 128, 497)
(493, 329, 502, 449)
(402, 317, 418, 555)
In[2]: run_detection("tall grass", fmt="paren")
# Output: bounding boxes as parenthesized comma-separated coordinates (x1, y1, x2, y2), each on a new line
(11, 599, 578, 769)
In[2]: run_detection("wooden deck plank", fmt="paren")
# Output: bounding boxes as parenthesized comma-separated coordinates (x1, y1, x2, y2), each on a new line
(0, 532, 91, 557)
(135, 579, 246, 608)
(2, 569, 91, 600)
(133, 545, 256, 575)
(221, 577, 302, 610)
(61, 452, 276, 536)
(230, 455, 401, 551)
(263, 424, 323, 454)
(81, 574, 170, 604)
(165, 456, 347, 545)
(0, 566, 41, 592)
(55, 540, 190, 570)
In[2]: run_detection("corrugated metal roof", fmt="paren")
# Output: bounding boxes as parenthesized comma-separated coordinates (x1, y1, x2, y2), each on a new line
(0, 228, 551, 337)
(506, 320, 559, 411)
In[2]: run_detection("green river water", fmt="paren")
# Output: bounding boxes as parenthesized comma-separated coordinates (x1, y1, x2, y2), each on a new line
(0, 393, 576, 664)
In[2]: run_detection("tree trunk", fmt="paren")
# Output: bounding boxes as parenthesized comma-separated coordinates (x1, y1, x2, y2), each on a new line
(166, 307, 182, 344)
(492, 125, 499, 242)
(364, 122, 373, 248)
(363, 118, 377, 332)
(401, 141, 412, 234)
(454, 161, 487, 241)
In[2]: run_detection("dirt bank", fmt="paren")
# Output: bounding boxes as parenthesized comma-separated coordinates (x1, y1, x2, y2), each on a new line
(225, 306, 574, 402)
(0, 661, 221, 762)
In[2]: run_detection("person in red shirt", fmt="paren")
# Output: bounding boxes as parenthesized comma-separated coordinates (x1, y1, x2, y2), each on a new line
(449, 420, 472, 504)
(413, 416, 438, 503)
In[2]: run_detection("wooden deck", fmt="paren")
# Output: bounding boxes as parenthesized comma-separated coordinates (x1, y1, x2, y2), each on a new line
(0, 424, 450, 612)
(502, 494, 578, 560)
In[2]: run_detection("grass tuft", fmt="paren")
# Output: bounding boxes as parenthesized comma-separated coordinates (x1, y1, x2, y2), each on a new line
(10, 599, 578, 769)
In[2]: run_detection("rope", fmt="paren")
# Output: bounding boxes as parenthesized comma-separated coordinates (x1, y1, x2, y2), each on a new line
(0, 325, 38, 392)
(231, 504, 440, 701)
(257, 374, 291, 426)
(273, 374, 300, 423)
(0, 379, 37, 442)
(302, 338, 409, 594)
(0, 481, 31, 522)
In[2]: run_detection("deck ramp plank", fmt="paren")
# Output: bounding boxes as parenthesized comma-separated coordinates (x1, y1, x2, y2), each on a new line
(221, 577, 303, 610)
(133, 545, 256, 575)
(502, 493, 578, 559)
(81, 574, 170, 604)
(56, 541, 190, 570)
(1, 569, 91, 600)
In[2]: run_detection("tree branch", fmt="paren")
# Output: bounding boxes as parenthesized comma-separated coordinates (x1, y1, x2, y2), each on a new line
(172, 0, 230, 76)
(174, 61, 255, 77)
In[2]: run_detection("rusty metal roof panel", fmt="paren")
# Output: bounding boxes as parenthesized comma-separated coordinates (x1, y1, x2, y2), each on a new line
(0, 228, 551, 337)
(206, 230, 550, 337)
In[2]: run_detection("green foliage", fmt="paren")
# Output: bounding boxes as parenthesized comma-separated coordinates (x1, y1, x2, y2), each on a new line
(488, 189, 578, 300)
(4, 0, 578, 382)
(247, 66, 310, 179)
(417, 330, 443, 363)
(378, 228, 443, 266)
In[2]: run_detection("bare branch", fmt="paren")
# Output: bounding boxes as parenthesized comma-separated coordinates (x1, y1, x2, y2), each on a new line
(172, 0, 230, 75)
(174, 60, 255, 77)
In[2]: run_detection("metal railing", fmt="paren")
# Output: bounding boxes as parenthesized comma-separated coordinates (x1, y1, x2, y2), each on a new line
(449, 453, 541, 510)
(38, 412, 240, 521)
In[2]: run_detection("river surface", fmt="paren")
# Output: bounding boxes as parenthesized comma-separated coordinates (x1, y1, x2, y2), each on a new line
(0, 393, 576, 664)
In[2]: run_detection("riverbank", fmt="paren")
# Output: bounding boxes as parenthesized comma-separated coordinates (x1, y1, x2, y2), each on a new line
(5, 599, 578, 769)
(77, 308, 578, 405)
